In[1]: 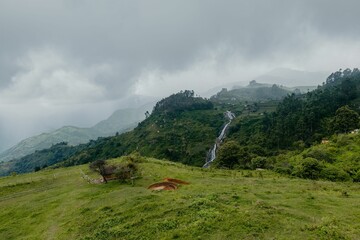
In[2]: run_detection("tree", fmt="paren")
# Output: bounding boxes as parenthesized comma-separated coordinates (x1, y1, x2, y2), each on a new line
(89, 160, 108, 183)
(214, 141, 242, 169)
(332, 106, 360, 134)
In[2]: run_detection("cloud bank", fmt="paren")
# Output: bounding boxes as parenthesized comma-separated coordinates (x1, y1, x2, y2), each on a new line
(1, 0, 360, 149)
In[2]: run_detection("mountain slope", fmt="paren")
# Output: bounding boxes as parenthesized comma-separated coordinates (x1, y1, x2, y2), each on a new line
(200, 68, 325, 97)
(0, 157, 359, 239)
(59, 91, 225, 168)
(0, 92, 224, 175)
(0, 103, 153, 163)
(211, 82, 292, 103)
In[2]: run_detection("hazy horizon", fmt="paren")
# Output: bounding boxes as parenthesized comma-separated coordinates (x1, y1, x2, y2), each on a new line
(1, 0, 360, 150)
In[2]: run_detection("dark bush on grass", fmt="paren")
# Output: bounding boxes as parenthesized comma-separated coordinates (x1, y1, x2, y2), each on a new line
(320, 165, 351, 181)
(114, 159, 139, 182)
(293, 157, 324, 180)
(303, 148, 335, 163)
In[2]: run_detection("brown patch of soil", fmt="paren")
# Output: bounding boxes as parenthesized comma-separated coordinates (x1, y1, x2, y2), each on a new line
(148, 182, 178, 191)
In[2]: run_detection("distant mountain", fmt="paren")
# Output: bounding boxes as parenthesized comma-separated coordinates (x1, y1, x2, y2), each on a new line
(201, 68, 327, 97)
(0, 103, 154, 163)
(211, 81, 292, 103)
(253, 68, 328, 87)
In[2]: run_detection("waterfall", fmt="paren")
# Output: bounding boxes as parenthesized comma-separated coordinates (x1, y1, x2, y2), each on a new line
(203, 111, 235, 168)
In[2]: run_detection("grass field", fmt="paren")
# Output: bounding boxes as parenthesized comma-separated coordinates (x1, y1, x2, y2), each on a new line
(0, 157, 359, 240)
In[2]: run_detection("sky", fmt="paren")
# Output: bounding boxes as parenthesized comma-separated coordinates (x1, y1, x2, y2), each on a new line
(1, 0, 360, 150)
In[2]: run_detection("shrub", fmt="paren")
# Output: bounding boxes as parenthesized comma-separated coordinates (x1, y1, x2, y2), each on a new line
(213, 141, 242, 169)
(303, 148, 335, 163)
(320, 165, 351, 181)
(114, 157, 139, 183)
(353, 170, 360, 182)
(124, 151, 144, 163)
(250, 156, 267, 169)
(293, 158, 324, 180)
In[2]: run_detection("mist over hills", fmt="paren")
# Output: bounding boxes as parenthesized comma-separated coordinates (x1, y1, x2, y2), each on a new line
(253, 68, 328, 87)
(201, 68, 326, 97)
(0, 103, 154, 163)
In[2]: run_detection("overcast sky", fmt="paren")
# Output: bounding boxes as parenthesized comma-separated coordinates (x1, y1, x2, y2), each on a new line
(1, 0, 360, 150)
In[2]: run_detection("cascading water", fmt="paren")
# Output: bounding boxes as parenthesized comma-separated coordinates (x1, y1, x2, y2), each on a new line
(203, 111, 235, 168)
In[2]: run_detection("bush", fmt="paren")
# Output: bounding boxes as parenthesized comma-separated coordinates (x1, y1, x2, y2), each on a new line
(320, 165, 351, 182)
(114, 157, 139, 183)
(274, 162, 293, 175)
(213, 141, 242, 169)
(250, 156, 267, 169)
(293, 158, 324, 180)
(353, 170, 360, 182)
(303, 148, 335, 163)
(124, 151, 145, 163)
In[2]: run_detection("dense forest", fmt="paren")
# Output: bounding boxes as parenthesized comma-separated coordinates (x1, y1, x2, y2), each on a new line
(226, 68, 360, 150)
(217, 68, 360, 181)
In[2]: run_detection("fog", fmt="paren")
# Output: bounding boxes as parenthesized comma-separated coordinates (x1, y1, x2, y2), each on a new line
(1, 0, 360, 150)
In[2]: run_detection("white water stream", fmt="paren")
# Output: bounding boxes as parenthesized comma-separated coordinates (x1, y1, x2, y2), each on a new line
(203, 111, 235, 168)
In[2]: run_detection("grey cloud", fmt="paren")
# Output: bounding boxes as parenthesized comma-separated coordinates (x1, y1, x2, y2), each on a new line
(1, 1, 359, 84)
(1, 0, 360, 149)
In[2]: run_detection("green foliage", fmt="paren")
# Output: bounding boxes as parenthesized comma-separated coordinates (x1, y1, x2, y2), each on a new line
(214, 141, 252, 169)
(303, 147, 335, 163)
(272, 133, 360, 181)
(114, 158, 139, 183)
(332, 105, 360, 133)
(58, 91, 223, 168)
(0, 90, 224, 175)
(213, 141, 241, 169)
(153, 90, 213, 113)
(224, 68, 360, 156)
(293, 157, 324, 180)
(353, 170, 360, 182)
(250, 156, 267, 169)
(320, 165, 351, 182)
(0, 142, 86, 176)
(212, 83, 291, 103)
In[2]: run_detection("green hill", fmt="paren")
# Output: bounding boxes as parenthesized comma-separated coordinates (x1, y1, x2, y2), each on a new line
(0, 104, 152, 163)
(0, 142, 86, 176)
(60, 90, 225, 168)
(211, 82, 292, 103)
(1, 157, 359, 239)
(0, 91, 225, 176)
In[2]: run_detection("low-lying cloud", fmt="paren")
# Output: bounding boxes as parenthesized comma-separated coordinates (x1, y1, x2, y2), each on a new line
(1, 0, 360, 150)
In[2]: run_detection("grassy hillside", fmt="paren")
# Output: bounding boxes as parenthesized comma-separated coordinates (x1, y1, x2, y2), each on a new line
(0, 157, 359, 239)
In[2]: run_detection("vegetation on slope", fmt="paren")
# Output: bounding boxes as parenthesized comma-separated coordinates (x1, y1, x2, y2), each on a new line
(214, 69, 360, 181)
(0, 104, 151, 163)
(59, 90, 224, 168)
(0, 157, 359, 239)
(211, 81, 292, 103)
(0, 142, 86, 176)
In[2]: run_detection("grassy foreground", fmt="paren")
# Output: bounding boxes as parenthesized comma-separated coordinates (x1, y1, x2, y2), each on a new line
(0, 158, 359, 240)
